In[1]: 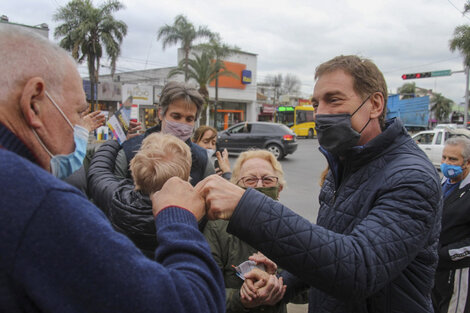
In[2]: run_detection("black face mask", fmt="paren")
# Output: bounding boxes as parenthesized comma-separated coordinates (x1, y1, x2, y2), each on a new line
(315, 95, 371, 156)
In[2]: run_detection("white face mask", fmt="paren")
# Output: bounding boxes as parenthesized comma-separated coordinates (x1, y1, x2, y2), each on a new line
(206, 148, 216, 158)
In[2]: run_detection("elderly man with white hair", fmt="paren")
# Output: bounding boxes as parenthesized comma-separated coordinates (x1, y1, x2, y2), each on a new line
(433, 136, 470, 313)
(0, 24, 224, 313)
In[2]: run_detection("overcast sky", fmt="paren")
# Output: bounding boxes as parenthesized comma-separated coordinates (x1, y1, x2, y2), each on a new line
(4, 0, 470, 106)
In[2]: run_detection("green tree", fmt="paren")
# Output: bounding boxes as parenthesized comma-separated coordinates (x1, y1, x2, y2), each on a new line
(431, 93, 454, 123)
(54, 0, 127, 108)
(450, 25, 470, 67)
(397, 82, 416, 99)
(168, 52, 238, 125)
(158, 15, 214, 82)
(198, 36, 240, 127)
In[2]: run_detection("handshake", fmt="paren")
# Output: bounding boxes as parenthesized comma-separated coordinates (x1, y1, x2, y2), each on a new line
(151, 174, 246, 220)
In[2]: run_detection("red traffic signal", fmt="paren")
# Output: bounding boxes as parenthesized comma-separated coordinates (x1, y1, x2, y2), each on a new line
(401, 72, 432, 80)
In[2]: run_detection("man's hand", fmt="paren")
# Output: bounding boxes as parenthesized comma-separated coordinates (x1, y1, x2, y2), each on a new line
(126, 120, 142, 140)
(249, 252, 278, 274)
(195, 175, 245, 220)
(82, 110, 106, 132)
(151, 177, 205, 220)
(215, 148, 231, 175)
(240, 268, 286, 308)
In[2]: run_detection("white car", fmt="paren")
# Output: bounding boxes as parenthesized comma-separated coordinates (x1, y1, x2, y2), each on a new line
(412, 128, 470, 167)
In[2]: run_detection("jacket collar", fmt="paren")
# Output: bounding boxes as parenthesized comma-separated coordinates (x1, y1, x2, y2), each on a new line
(0, 123, 38, 164)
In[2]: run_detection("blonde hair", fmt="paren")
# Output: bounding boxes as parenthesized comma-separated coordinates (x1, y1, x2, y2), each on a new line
(230, 150, 286, 188)
(130, 133, 192, 194)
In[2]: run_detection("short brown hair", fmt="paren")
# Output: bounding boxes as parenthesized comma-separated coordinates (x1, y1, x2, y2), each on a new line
(159, 81, 204, 120)
(230, 150, 286, 188)
(130, 133, 192, 194)
(192, 125, 217, 144)
(315, 55, 388, 129)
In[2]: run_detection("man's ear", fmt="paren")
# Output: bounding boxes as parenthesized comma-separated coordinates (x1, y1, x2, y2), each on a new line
(157, 107, 164, 121)
(20, 77, 47, 129)
(369, 92, 385, 119)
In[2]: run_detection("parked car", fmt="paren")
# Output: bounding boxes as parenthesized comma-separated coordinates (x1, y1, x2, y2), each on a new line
(216, 122, 298, 160)
(412, 127, 470, 167)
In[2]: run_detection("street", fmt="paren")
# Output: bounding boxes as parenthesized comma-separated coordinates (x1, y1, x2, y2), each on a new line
(280, 138, 325, 313)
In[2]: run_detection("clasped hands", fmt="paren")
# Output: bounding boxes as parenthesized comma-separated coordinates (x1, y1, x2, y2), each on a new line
(240, 252, 286, 308)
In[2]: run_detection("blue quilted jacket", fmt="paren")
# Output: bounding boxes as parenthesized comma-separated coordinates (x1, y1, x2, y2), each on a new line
(227, 119, 442, 313)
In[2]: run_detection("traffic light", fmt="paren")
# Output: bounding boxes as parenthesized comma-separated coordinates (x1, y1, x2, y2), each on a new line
(401, 72, 432, 80)
(401, 70, 452, 80)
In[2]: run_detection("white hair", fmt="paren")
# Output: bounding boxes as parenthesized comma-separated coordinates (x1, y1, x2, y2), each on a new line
(0, 24, 75, 101)
(445, 136, 470, 161)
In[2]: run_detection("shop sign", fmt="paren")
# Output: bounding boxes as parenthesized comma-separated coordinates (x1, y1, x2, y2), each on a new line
(262, 104, 275, 114)
(242, 70, 252, 84)
(122, 84, 153, 105)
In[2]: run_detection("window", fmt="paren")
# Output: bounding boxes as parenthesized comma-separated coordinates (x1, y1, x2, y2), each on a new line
(414, 133, 434, 145)
(229, 123, 251, 134)
(296, 110, 314, 124)
(435, 132, 442, 145)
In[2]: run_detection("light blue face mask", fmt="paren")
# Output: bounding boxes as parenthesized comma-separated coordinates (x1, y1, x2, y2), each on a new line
(206, 148, 216, 158)
(440, 163, 464, 179)
(33, 91, 89, 179)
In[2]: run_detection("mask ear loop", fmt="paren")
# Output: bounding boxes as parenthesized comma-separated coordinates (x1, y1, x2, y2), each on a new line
(352, 94, 373, 134)
(45, 91, 74, 130)
(32, 129, 54, 158)
(351, 94, 372, 116)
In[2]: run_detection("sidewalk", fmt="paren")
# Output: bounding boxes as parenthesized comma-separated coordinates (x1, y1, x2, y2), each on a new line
(288, 303, 308, 313)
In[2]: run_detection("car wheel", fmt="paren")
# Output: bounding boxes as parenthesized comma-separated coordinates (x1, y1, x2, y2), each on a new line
(308, 128, 314, 139)
(266, 144, 284, 160)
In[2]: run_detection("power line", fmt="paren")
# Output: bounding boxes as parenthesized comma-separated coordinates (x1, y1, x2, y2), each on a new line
(383, 56, 462, 74)
(447, 0, 470, 22)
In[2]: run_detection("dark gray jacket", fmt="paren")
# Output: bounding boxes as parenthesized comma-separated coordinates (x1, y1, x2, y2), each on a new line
(87, 140, 156, 258)
(227, 119, 442, 313)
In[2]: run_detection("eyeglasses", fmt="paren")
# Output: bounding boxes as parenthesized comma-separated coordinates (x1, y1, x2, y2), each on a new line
(237, 175, 279, 188)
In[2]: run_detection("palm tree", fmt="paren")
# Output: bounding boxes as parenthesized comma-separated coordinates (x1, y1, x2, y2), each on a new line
(168, 52, 238, 125)
(54, 0, 127, 109)
(397, 82, 416, 99)
(158, 15, 214, 82)
(450, 25, 470, 67)
(450, 22, 470, 125)
(431, 93, 454, 123)
(198, 36, 240, 127)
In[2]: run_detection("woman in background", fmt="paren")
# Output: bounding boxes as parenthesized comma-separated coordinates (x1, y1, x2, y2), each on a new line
(193, 125, 232, 180)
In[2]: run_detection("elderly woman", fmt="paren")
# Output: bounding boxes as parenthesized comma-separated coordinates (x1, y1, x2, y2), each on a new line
(203, 150, 288, 312)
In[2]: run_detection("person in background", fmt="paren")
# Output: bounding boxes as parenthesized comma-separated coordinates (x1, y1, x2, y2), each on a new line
(193, 125, 232, 179)
(114, 82, 214, 185)
(87, 133, 192, 258)
(0, 24, 224, 313)
(204, 149, 295, 313)
(195, 55, 442, 313)
(432, 136, 470, 313)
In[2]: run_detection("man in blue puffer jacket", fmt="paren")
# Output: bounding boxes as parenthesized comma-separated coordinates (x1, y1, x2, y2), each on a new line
(196, 55, 442, 313)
